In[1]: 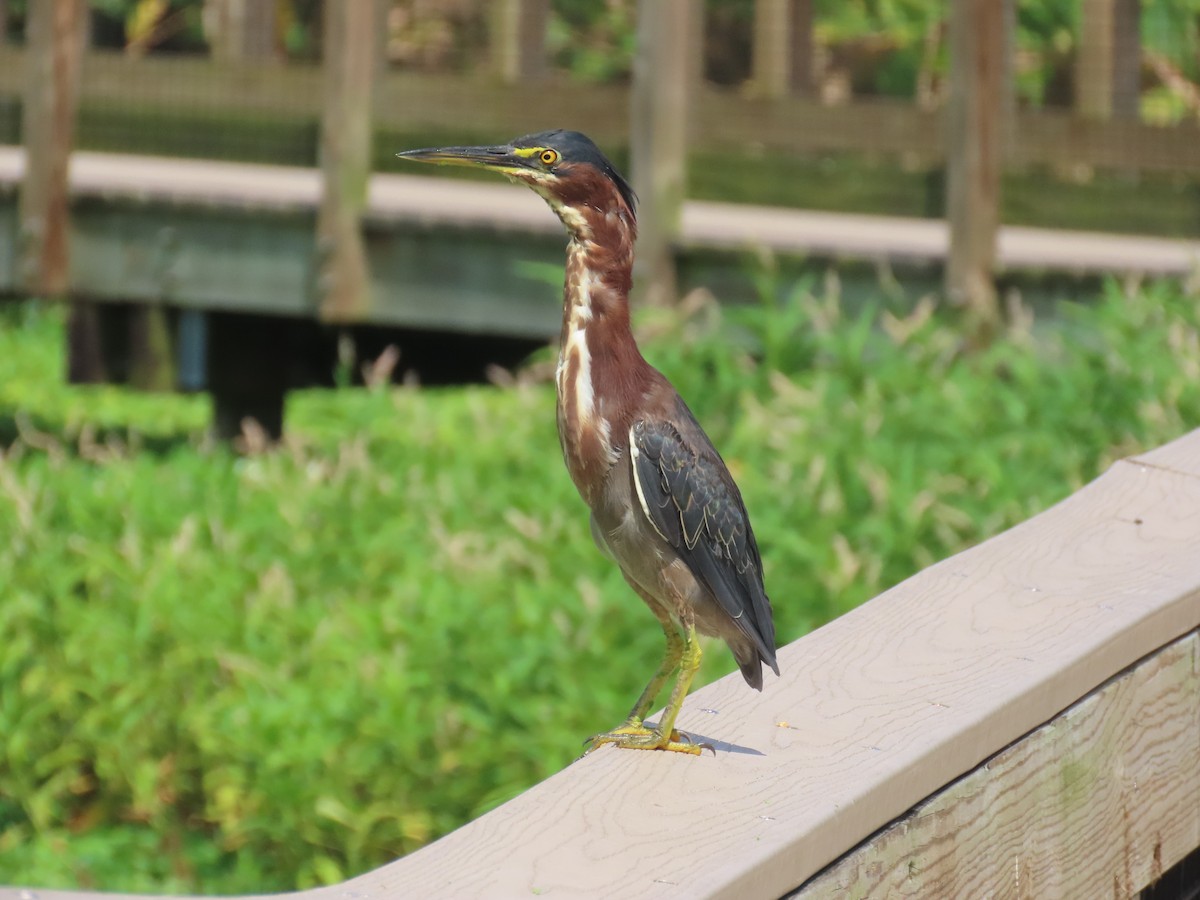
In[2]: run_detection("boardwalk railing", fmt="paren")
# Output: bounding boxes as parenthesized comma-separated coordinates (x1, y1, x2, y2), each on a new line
(4, 1, 1200, 319)
(4, 2, 1200, 437)
(3, 145, 1196, 440)
(3, 46, 1198, 175)
(3, 432, 1198, 898)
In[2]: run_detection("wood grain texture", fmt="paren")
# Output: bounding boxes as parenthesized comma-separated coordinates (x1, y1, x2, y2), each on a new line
(5, 433, 1200, 900)
(790, 631, 1200, 898)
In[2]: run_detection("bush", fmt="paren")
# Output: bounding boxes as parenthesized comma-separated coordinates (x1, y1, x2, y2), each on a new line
(1, 275, 1198, 891)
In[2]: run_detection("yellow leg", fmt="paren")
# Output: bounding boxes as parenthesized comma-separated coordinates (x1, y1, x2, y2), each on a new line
(624, 611, 685, 725)
(587, 624, 706, 756)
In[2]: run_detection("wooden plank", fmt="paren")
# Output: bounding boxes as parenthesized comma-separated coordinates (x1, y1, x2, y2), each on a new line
(944, 0, 1008, 329)
(791, 631, 1200, 898)
(2, 427, 1200, 897)
(2, 147, 1197, 282)
(629, 0, 696, 305)
(316, 0, 376, 321)
(375, 74, 632, 142)
(0, 148, 1196, 287)
(492, 0, 549, 83)
(1011, 111, 1200, 176)
(1130, 431, 1200, 479)
(695, 92, 945, 161)
(0, 50, 324, 117)
(17, 0, 85, 296)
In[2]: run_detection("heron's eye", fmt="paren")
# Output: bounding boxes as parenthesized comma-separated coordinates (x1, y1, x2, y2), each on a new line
(540, 149, 559, 166)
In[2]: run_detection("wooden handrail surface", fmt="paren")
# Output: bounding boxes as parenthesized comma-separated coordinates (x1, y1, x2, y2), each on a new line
(4, 431, 1200, 898)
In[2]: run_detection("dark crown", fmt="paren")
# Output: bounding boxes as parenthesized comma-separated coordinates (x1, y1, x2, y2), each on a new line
(512, 130, 638, 215)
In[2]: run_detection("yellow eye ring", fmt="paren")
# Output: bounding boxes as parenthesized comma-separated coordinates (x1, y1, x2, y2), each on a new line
(540, 149, 559, 166)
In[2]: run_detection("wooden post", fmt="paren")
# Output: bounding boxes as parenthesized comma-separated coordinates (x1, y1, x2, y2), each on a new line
(629, 0, 696, 307)
(790, 0, 815, 95)
(944, 0, 1008, 336)
(493, 0, 548, 83)
(748, 0, 816, 97)
(1077, 0, 1141, 121)
(128, 306, 176, 392)
(18, 0, 85, 297)
(205, 0, 276, 62)
(752, 0, 814, 97)
(753, 0, 789, 97)
(316, 0, 377, 321)
(375, 0, 391, 75)
(1110, 0, 1140, 120)
(1077, 0, 1114, 120)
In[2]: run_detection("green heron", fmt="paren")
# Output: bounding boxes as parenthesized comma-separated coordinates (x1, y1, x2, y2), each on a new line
(397, 131, 778, 755)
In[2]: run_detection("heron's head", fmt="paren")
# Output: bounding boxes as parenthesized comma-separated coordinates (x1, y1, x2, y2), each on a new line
(397, 130, 636, 237)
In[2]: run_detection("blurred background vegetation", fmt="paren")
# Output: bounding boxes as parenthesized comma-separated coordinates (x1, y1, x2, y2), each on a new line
(1, 0, 1197, 111)
(4, 276, 1200, 891)
(2, 0, 1200, 893)
(2, 0, 1200, 230)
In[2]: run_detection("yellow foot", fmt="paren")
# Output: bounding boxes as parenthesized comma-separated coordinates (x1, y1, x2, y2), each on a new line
(584, 722, 713, 756)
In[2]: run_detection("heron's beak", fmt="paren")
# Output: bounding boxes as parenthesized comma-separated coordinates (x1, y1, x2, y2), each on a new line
(395, 144, 534, 175)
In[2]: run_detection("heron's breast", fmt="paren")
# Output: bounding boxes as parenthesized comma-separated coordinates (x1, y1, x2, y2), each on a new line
(556, 320, 616, 501)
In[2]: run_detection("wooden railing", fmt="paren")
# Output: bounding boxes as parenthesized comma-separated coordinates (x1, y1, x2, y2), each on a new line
(4, 2, 1200, 439)
(1, 47, 1198, 176)
(3, 0, 1200, 364)
(3, 431, 1198, 898)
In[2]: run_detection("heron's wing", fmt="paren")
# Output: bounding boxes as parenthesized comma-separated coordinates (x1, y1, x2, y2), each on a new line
(629, 410, 778, 672)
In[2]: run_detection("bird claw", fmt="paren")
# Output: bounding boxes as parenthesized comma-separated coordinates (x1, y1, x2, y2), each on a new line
(675, 731, 717, 755)
(583, 723, 713, 756)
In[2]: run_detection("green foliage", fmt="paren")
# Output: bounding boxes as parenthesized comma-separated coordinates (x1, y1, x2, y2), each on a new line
(3, 276, 1200, 891)
(814, 0, 940, 45)
(1144, 0, 1200, 81)
(1, 313, 629, 889)
(548, 0, 637, 83)
(648, 276, 1200, 623)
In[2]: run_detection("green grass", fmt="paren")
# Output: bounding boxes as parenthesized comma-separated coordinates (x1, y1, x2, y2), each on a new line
(2, 275, 1200, 891)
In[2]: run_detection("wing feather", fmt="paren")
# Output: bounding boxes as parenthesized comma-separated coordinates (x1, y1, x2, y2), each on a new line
(629, 410, 778, 675)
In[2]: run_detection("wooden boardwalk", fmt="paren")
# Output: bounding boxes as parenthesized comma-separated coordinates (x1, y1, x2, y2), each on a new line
(2, 147, 1198, 285)
(2, 144, 1197, 433)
